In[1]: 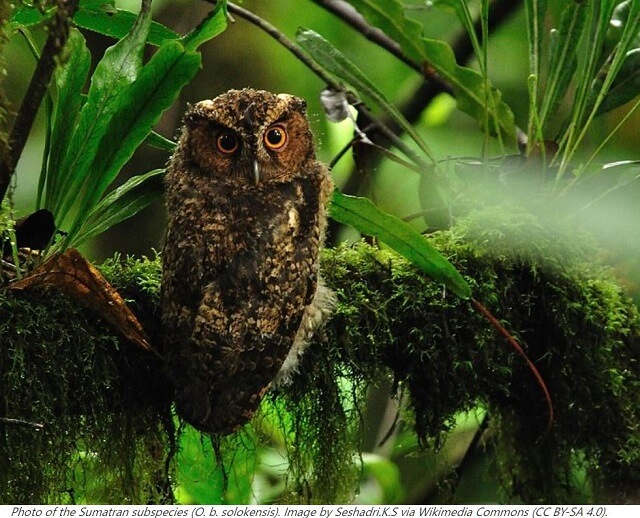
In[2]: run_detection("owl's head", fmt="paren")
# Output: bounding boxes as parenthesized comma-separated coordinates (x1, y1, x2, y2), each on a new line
(180, 88, 316, 185)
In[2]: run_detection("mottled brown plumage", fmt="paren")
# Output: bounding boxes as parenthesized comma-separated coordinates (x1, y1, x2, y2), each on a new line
(161, 88, 335, 434)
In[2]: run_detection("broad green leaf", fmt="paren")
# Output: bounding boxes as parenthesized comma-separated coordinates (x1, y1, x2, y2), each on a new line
(181, 0, 228, 52)
(77, 169, 164, 246)
(539, 1, 587, 130)
(329, 190, 471, 299)
(74, 1, 179, 47)
(42, 28, 91, 210)
(47, 28, 91, 205)
(53, 0, 153, 221)
(296, 28, 434, 162)
(64, 40, 201, 248)
(8, 6, 54, 30)
(605, 0, 640, 58)
(594, 1, 640, 115)
(597, 48, 640, 114)
(344, 0, 516, 143)
(11, 1, 178, 46)
(361, 453, 405, 504)
(145, 131, 177, 152)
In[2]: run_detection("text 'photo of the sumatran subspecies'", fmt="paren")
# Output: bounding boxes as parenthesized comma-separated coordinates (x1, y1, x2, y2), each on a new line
(161, 88, 335, 434)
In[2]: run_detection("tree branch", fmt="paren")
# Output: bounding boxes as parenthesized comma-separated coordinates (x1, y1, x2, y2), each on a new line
(0, 0, 80, 204)
(309, 0, 454, 95)
(221, 1, 428, 170)
(333, 0, 524, 196)
(0, 417, 44, 431)
(226, 2, 344, 93)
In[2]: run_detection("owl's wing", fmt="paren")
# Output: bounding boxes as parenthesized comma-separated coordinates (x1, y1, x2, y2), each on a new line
(177, 180, 326, 434)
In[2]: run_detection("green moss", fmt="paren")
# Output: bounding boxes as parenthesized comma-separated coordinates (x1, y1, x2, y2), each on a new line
(277, 207, 640, 503)
(2, 207, 640, 503)
(0, 287, 174, 503)
(1, 250, 173, 503)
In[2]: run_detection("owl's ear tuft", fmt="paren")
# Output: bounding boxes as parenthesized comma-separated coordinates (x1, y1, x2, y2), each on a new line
(183, 113, 195, 129)
(278, 93, 307, 115)
(184, 110, 202, 129)
(293, 97, 307, 115)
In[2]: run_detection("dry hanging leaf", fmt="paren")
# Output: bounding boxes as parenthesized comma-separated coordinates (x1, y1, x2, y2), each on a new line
(11, 248, 156, 355)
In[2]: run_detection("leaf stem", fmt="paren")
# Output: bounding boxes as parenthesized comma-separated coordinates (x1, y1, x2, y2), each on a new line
(471, 297, 553, 435)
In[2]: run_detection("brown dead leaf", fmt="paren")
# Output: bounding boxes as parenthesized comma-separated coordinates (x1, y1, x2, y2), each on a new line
(11, 248, 157, 355)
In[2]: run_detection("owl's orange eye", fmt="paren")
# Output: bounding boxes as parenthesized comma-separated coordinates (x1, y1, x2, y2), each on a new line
(264, 124, 288, 150)
(216, 131, 239, 154)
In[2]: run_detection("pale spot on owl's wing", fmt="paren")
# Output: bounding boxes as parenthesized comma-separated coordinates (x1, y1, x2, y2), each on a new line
(288, 206, 299, 230)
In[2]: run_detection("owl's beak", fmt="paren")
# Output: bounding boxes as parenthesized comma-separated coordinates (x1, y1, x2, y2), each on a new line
(252, 159, 260, 185)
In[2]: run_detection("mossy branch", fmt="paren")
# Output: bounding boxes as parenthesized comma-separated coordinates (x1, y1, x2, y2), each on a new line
(2, 209, 640, 503)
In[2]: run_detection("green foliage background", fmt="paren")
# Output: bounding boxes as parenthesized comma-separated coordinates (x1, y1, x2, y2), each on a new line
(2, 0, 640, 505)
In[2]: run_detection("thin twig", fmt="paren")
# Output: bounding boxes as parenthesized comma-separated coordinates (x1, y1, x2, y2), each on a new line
(0, 417, 45, 431)
(225, 2, 343, 93)
(309, 0, 430, 78)
(0, 0, 80, 204)
(219, 1, 430, 170)
(214, 0, 523, 192)
(313, 0, 523, 124)
(329, 0, 524, 196)
(471, 297, 553, 436)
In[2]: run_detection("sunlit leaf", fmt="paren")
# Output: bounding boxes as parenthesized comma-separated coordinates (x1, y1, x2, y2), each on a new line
(74, 0, 178, 46)
(11, 1, 178, 45)
(52, 0, 153, 220)
(329, 190, 471, 299)
(64, 41, 201, 248)
(8, 6, 54, 29)
(361, 453, 405, 504)
(181, 0, 228, 52)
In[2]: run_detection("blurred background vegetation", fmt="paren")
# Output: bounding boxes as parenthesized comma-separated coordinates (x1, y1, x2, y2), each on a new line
(2, 0, 640, 504)
(5, 0, 634, 262)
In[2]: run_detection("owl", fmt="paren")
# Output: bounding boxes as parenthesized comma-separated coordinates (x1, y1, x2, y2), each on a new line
(161, 88, 335, 435)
